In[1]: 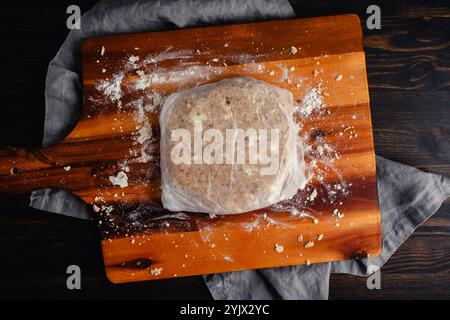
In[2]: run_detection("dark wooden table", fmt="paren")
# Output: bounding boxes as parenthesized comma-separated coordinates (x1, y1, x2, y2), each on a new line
(0, 0, 449, 299)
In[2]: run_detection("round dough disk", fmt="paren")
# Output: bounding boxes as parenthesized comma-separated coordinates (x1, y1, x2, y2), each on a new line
(160, 77, 306, 215)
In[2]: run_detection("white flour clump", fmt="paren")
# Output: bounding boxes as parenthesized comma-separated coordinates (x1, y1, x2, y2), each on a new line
(109, 171, 128, 188)
(274, 243, 284, 253)
(150, 267, 163, 276)
(96, 73, 124, 102)
(290, 46, 298, 54)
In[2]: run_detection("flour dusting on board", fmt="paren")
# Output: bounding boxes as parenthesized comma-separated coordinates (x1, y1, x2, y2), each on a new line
(96, 73, 124, 102)
(295, 84, 324, 118)
(89, 44, 360, 265)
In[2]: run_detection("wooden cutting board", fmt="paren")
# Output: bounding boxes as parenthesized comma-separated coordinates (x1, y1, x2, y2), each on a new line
(0, 15, 381, 283)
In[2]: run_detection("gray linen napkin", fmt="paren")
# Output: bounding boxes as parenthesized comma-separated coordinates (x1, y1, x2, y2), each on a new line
(33, 0, 450, 299)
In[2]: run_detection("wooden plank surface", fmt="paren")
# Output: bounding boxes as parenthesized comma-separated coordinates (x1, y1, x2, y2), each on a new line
(0, 15, 381, 283)
(0, 0, 448, 299)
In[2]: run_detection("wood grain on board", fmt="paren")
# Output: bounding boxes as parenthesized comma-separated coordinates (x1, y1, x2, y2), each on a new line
(0, 15, 381, 283)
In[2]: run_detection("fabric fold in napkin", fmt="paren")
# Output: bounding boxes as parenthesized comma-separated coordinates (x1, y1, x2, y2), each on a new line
(35, 0, 450, 299)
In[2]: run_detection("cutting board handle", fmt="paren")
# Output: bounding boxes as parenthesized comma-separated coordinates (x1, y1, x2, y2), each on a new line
(0, 147, 66, 194)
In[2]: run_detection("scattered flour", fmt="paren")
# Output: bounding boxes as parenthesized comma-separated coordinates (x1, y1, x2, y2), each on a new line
(144, 48, 194, 64)
(307, 188, 318, 201)
(101, 205, 114, 214)
(128, 55, 140, 64)
(92, 44, 353, 254)
(136, 123, 153, 144)
(304, 241, 314, 248)
(295, 84, 324, 118)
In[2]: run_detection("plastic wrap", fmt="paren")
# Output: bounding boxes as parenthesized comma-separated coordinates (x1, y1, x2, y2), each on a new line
(160, 77, 306, 215)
